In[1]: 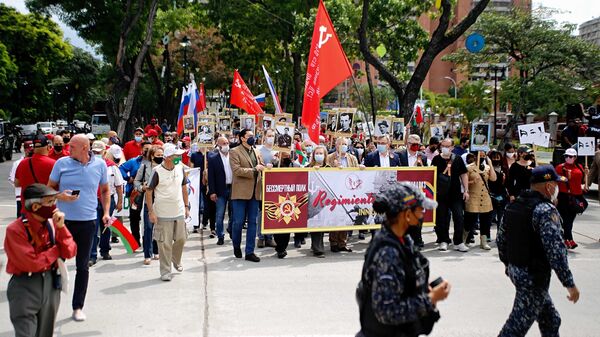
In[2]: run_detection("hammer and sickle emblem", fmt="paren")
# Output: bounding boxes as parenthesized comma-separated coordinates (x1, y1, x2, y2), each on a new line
(318, 26, 333, 48)
(234, 79, 242, 89)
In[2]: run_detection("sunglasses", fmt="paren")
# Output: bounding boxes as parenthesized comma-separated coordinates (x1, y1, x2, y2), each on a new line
(564, 155, 575, 158)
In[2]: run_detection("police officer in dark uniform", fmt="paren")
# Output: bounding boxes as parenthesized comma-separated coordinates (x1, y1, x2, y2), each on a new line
(356, 182, 450, 337)
(497, 165, 580, 337)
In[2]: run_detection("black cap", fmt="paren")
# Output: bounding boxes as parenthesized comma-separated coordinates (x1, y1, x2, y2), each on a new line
(378, 120, 389, 127)
(33, 134, 49, 148)
(531, 165, 568, 184)
(23, 184, 59, 200)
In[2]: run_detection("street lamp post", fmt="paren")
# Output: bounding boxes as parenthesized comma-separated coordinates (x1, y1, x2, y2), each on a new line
(443, 76, 457, 99)
(491, 66, 506, 145)
(179, 36, 191, 87)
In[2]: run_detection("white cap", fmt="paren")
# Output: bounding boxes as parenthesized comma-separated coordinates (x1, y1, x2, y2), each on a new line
(163, 143, 185, 158)
(101, 137, 109, 145)
(108, 144, 123, 159)
(565, 148, 577, 156)
(86, 133, 95, 140)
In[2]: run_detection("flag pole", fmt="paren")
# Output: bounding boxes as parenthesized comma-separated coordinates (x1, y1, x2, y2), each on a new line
(348, 75, 374, 143)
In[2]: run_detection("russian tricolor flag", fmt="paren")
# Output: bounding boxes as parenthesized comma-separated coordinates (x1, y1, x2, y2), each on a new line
(177, 86, 190, 135)
(254, 93, 266, 108)
(262, 65, 282, 114)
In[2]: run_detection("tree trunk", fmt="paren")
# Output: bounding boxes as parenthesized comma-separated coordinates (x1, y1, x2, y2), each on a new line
(364, 62, 376, 125)
(292, 51, 303, 119)
(116, 0, 159, 138)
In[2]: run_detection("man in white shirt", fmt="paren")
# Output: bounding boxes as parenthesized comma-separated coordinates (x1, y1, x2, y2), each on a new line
(208, 137, 234, 245)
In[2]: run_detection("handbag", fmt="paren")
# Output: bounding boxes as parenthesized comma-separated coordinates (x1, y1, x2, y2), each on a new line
(131, 164, 147, 210)
(562, 164, 588, 214)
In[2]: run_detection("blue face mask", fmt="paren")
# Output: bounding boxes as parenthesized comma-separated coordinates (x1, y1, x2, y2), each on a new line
(135, 136, 142, 142)
(377, 144, 387, 153)
(340, 145, 348, 153)
(305, 146, 314, 154)
(246, 136, 256, 146)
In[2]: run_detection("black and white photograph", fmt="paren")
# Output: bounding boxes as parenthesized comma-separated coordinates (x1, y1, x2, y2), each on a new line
(470, 122, 491, 152)
(218, 117, 231, 134)
(374, 117, 393, 137)
(430, 124, 445, 139)
(326, 111, 338, 135)
(274, 113, 292, 124)
(197, 122, 215, 146)
(274, 122, 295, 152)
(259, 114, 274, 131)
(392, 118, 405, 144)
(336, 111, 354, 134)
(183, 115, 195, 134)
(240, 114, 255, 133)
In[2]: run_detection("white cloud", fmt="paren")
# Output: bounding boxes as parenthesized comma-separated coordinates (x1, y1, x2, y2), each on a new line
(533, 0, 600, 31)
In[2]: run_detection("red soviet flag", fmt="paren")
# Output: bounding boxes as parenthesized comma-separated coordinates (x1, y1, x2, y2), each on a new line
(198, 82, 207, 112)
(230, 70, 264, 115)
(301, 0, 353, 143)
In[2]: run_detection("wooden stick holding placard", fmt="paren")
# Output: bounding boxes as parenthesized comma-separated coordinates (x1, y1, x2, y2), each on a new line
(277, 151, 282, 168)
(585, 156, 589, 187)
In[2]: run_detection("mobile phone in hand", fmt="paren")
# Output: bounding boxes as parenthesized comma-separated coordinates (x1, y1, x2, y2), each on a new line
(71, 190, 80, 196)
(429, 277, 443, 288)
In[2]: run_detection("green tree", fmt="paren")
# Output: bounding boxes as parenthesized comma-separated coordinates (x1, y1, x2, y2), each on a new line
(445, 8, 600, 118)
(457, 80, 492, 121)
(358, 0, 491, 122)
(0, 4, 72, 123)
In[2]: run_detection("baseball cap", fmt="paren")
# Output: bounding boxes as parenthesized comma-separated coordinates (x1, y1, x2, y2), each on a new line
(23, 140, 34, 153)
(531, 165, 568, 184)
(108, 144, 123, 159)
(373, 182, 438, 216)
(517, 145, 532, 154)
(564, 148, 577, 157)
(24, 183, 59, 200)
(33, 134, 49, 148)
(182, 136, 191, 142)
(145, 129, 158, 137)
(86, 133, 96, 140)
(134, 127, 144, 134)
(92, 140, 106, 153)
(163, 143, 185, 157)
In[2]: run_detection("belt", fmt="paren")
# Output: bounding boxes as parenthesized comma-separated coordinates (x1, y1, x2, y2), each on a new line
(14, 269, 52, 278)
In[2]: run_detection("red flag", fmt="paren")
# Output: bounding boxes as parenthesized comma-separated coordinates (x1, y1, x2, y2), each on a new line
(301, 0, 353, 143)
(198, 82, 207, 112)
(230, 70, 264, 115)
(415, 105, 423, 124)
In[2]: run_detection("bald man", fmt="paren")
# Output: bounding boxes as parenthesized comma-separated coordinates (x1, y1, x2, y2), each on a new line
(48, 135, 70, 160)
(48, 134, 111, 322)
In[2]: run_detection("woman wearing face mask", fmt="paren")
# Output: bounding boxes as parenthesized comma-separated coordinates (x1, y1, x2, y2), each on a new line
(464, 152, 497, 250)
(356, 182, 450, 337)
(307, 145, 330, 257)
(353, 141, 366, 164)
(487, 150, 509, 228)
(134, 146, 162, 264)
(555, 148, 588, 249)
(507, 146, 535, 202)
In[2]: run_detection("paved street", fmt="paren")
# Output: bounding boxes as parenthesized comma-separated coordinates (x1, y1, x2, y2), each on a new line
(1, 157, 599, 337)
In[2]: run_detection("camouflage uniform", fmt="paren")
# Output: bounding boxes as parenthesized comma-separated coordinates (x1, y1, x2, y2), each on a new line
(497, 197, 575, 337)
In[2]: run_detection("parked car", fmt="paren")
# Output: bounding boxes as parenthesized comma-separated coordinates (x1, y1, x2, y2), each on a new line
(91, 114, 110, 135)
(0, 120, 14, 162)
(37, 121, 57, 134)
(73, 120, 90, 133)
(19, 124, 38, 141)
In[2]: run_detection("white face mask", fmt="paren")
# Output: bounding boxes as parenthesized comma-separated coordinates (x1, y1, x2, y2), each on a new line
(506, 152, 515, 159)
(550, 184, 559, 202)
(441, 147, 451, 156)
(314, 154, 325, 163)
(356, 148, 364, 157)
(265, 137, 275, 145)
(220, 145, 230, 154)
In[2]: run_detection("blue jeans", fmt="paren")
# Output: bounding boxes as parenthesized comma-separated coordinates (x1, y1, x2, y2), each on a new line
(215, 186, 231, 239)
(256, 202, 272, 241)
(143, 206, 159, 258)
(91, 198, 116, 260)
(231, 199, 258, 255)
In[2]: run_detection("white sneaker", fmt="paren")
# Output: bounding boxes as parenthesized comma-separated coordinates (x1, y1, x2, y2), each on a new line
(438, 242, 448, 251)
(455, 243, 469, 252)
(72, 309, 86, 322)
(161, 273, 172, 281)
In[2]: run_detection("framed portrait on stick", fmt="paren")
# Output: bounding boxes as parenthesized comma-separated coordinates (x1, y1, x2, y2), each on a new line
(374, 117, 393, 137)
(183, 115, 195, 134)
(239, 114, 256, 134)
(336, 109, 354, 135)
(217, 116, 232, 135)
(258, 114, 274, 131)
(430, 124, 445, 140)
(198, 115, 215, 124)
(274, 113, 293, 124)
(274, 122, 295, 153)
(326, 111, 338, 135)
(392, 118, 405, 144)
(197, 122, 215, 147)
(470, 122, 491, 152)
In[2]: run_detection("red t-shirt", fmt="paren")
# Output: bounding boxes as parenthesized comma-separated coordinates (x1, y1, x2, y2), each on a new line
(556, 163, 584, 195)
(15, 154, 56, 203)
(144, 124, 163, 136)
(123, 140, 143, 160)
(48, 148, 70, 161)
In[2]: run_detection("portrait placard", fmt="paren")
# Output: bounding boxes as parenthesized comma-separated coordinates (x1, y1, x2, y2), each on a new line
(577, 137, 596, 156)
(274, 113, 293, 124)
(336, 110, 354, 135)
(217, 117, 232, 135)
(325, 111, 338, 135)
(183, 115, 195, 134)
(239, 114, 256, 134)
(392, 118, 405, 144)
(197, 122, 215, 147)
(374, 117, 393, 137)
(274, 122, 295, 153)
(470, 122, 491, 152)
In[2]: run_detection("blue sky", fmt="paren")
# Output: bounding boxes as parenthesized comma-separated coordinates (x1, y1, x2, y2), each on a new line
(1, 0, 598, 59)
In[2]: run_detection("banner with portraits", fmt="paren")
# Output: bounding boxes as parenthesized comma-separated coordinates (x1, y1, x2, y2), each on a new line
(274, 122, 295, 152)
(261, 167, 437, 234)
(392, 118, 405, 144)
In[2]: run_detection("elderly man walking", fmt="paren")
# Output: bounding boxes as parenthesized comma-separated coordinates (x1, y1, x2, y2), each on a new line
(145, 143, 189, 281)
(48, 134, 110, 322)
